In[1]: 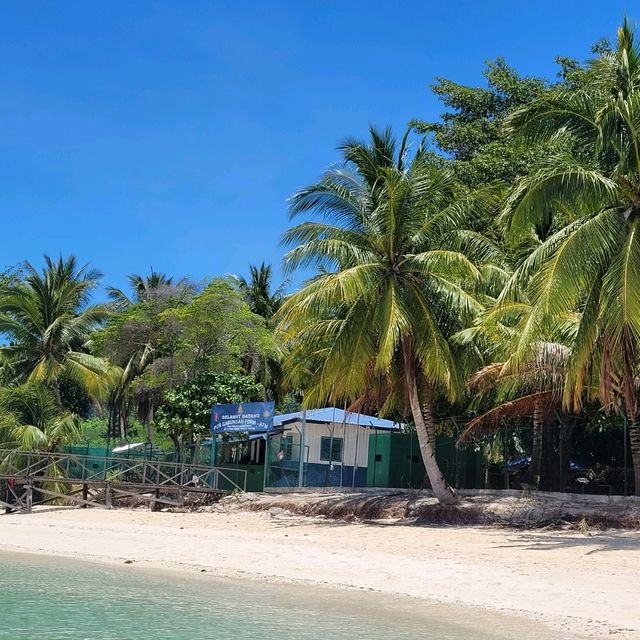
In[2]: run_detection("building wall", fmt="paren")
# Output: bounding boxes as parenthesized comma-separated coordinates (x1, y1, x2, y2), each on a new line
(282, 420, 372, 468)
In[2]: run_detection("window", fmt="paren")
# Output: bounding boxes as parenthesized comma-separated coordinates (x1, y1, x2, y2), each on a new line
(320, 437, 343, 462)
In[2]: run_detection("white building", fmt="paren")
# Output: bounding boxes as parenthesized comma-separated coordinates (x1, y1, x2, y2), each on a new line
(268, 407, 401, 488)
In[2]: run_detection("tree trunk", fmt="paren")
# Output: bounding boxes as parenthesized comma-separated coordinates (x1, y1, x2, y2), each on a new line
(146, 403, 155, 446)
(629, 414, 640, 496)
(402, 342, 458, 505)
(523, 400, 543, 486)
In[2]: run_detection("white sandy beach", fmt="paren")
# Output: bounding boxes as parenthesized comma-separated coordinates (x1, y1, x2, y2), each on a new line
(1, 505, 639, 639)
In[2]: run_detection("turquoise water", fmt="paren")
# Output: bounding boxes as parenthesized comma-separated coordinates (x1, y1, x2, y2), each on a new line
(0, 552, 559, 639)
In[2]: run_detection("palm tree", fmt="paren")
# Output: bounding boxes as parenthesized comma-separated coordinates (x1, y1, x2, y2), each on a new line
(277, 126, 500, 504)
(462, 342, 570, 486)
(234, 263, 287, 403)
(0, 256, 112, 401)
(107, 345, 155, 440)
(455, 293, 576, 487)
(0, 383, 82, 451)
(107, 268, 192, 308)
(234, 263, 286, 321)
(501, 19, 640, 493)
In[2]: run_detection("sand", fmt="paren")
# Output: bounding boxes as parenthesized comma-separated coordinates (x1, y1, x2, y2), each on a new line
(1, 504, 639, 639)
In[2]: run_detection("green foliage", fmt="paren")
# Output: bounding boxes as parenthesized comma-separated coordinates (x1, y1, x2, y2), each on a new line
(278, 125, 502, 410)
(154, 372, 264, 444)
(0, 264, 25, 288)
(501, 19, 640, 420)
(0, 255, 114, 400)
(0, 383, 82, 451)
(413, 58, 550, 188)
(106, 268, 195, 309)
(94, 276, 273, 439)
(77, 415, 168, 447)
(160, 277, 274, 377)
(234, 263, 286, 321)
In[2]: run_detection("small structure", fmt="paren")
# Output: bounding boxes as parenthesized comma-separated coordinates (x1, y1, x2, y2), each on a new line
(266, 408, 401, 489)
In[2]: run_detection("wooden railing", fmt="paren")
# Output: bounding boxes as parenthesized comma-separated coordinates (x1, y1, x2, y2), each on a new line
(0, 449, 247, 512)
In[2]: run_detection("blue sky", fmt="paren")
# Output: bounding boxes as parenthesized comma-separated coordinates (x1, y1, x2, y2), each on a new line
(0, 1, 632, 294)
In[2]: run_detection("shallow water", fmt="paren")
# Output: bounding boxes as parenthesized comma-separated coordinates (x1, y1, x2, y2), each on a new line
(0, 552, 564, 639)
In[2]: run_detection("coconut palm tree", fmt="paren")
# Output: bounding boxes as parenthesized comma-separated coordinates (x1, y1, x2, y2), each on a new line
(501, 19, 640, 493)
(277, 126, 501, 504)
(107, 268, 193, 308)
(462, 342, 570, 485)
(233, 263, 286, 321)
(0, 383, 82, 451)
(234, 263, 287, 403)
(455, 292, 577, 487)
(0, 256, 112, 401)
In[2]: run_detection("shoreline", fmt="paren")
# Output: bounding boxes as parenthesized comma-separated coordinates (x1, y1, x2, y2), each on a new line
(1, 506, 639, 639)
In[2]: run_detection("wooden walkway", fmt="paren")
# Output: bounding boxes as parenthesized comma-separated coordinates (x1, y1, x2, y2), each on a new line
(0, 449, 246, 513)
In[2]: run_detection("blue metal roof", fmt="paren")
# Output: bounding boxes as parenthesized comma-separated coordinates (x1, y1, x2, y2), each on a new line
(273, 407, 401, 430)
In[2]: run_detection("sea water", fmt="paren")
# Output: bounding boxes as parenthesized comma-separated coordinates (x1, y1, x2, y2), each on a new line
(0, 552, 566, 639)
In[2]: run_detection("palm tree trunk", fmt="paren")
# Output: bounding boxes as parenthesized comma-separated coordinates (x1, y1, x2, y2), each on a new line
(403, 342, 458, 505)
(524, 400, 543, 486)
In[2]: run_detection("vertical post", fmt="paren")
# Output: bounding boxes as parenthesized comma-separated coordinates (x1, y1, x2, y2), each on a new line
(453, 418, 459, 489)
(298, 409, 306, 488)
(82, 483, 88, 508)
(624, 414, 629, 497)
(503, 420, 509, 490)
(373, 428, 378, 487)
(210, 436, 217, 470)
(559, 423, 564, 492)
(352, 411, 360, 488)
(263, 434, 270, 490)
(25, 485, 33, 513)
(105, 483, 112, 509)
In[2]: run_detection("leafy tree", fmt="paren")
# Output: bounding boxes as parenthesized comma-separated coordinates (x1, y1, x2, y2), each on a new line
(0, 256, 113, 402)
(501, 19, 640, 493)
(96, 277, 272, 440)
(413, 58, 549, 189)
(160, 277, 274, 379)
(277, 126, 502, 504)
(94, 281, 194, 438)
(155, 372, 264, 451)
(0, 264, 24, 288)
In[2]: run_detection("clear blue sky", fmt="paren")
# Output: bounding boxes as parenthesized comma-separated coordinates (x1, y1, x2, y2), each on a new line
(0, 1, 632, 294)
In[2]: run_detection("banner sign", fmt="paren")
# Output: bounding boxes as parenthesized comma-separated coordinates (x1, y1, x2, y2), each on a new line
(210, 402, 275, 433)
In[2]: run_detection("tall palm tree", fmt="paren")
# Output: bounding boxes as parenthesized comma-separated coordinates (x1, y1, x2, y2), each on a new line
(501, 19, 640, 493)
(234, 263, 286, 321)
(234, 263, 287, 403)
(0, 256, 112, 400)
(277, 126, 501, 504)
(107, 268, 192, 308)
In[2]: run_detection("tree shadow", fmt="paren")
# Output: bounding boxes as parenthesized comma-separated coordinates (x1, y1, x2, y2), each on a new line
(492, 531, 640, 554)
